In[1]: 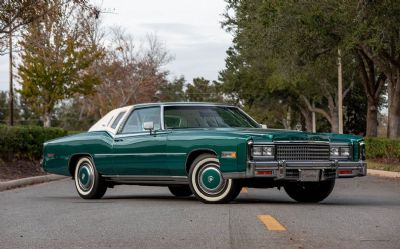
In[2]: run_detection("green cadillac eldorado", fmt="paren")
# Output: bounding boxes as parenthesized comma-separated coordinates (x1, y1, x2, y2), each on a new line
(42, 102, 367, 204)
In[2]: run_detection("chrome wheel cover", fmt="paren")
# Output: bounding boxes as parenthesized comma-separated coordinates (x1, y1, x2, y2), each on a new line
(77, 162, 94, 192)
(197, 163, 226, 195)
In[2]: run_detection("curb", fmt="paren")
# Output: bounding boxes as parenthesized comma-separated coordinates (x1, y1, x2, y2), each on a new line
(367, 169, 400, 178)
(0, 174, 67, 192)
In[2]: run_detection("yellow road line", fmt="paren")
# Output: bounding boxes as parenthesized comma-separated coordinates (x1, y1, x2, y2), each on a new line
(241, 187, 248, 193)
(257, 215, 286, 231)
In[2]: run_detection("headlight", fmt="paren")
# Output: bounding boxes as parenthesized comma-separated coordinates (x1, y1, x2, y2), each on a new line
(330, 147, 339, 156)
(340, 147, 350, 157)
(330, 145, 351, 159)
(252, 145, 274, 158)
(263, 146, 274, 156)
(252, 146, 262, 156)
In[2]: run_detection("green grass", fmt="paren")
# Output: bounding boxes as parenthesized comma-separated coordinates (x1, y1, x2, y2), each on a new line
(367, 160, 400, 172)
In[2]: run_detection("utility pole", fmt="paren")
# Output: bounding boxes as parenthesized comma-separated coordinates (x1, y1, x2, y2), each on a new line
(312, 101, 316, 133)
(8, 20, 14, 126)
(338, 48, 343, 134)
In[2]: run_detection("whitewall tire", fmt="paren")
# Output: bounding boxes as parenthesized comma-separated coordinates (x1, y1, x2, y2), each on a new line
(74, 157, 107, 199)
(189, 154, 241, 204)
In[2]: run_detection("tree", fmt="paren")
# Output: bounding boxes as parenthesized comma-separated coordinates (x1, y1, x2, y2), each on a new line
(347, 0, 400, 138)
(0, 0, 94, 126)
(0, 91, 8, 124)
(18, 0, 102, 127)
(343, 78, 368, 135)
(355, 48, 386, 136)
(157, 76, 186, 102)
(220, 0, 395, 135)
(186, 77, 223, 103)
(220, 0, 354, 132)
(82, 27, 172, 117)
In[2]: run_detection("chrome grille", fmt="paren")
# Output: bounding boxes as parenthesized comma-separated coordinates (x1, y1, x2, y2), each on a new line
(276, 143, 330, 161)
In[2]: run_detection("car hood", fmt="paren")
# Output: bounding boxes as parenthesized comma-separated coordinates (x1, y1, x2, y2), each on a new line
(215, 128, 363, 144)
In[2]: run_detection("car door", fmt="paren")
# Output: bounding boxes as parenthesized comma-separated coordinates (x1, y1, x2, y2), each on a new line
(112, 106, 169, 176)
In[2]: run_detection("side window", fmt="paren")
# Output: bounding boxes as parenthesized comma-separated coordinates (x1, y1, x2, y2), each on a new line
(120, 107, 161, 134)
(110, 111, 126, 129)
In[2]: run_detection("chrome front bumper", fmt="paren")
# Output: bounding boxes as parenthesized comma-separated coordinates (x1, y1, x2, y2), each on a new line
(223, 160, 367, 181)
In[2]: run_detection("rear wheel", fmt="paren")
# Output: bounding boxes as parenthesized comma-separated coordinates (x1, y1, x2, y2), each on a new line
(284, 179, 335, 203)
(189, 154, 241, 204)
(74, 157, 107, 199)
(168, 185, 193, 197)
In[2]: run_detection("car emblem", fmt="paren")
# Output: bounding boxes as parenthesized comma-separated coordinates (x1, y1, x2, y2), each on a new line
(208, 176, 214, 183)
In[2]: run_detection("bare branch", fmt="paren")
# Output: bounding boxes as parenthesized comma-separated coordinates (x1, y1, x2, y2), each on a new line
(301, 95, 332, 124)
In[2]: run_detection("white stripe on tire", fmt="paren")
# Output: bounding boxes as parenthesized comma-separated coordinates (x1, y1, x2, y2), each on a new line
(191, 157, 232, 202)
(74, 157, 95, 196)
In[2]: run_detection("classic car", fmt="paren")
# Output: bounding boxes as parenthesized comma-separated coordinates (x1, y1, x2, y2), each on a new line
(42, 102, 367, 204)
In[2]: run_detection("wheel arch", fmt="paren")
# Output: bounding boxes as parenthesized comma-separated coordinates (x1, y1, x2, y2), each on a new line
(68, 153, 94, 179)
(185, 149, 217, 175)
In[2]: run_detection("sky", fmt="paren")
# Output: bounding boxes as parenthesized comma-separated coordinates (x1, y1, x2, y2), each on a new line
(0, 0, 232, 91)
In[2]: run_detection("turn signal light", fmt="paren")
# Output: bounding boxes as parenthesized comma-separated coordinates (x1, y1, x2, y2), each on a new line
(221, 151, 237, 159)
(255, 170, 273, 175)
(338, 169, 353, 175)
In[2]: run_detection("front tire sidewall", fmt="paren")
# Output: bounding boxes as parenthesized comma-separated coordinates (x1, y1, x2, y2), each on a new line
(74, 157, 106, 199)
(189, 155, 236, 203)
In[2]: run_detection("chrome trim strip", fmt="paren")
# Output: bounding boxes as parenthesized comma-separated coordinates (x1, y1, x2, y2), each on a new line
(263, 141, 330, 144)
(94, 153, 186, 158)
(222, 172, 246, 179)
(103, 175, 187, 179)
(160, 104, 165, 130)
(252, 142, 275, 145)
(330, 142, 352, 146)
(103, 175, 188, 185)
(114, 131, 170, 138)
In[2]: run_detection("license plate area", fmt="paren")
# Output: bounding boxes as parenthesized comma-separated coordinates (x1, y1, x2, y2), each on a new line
(300, 170, 320, 182)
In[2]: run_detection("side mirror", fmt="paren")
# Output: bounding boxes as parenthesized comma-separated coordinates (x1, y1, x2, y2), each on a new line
(143, 121, 154, 132)
(261, 124, 268, 129)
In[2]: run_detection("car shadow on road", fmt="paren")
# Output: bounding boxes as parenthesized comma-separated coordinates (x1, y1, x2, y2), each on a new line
(104, 195, 197, 202)
(42, 194, 400, 207)
(232, 196, 400, 207)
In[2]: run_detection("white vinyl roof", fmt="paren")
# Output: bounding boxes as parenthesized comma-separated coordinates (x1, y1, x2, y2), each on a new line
(88, 106, 132, 133)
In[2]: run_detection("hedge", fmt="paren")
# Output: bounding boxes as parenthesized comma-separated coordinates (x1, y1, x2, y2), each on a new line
(0, 125, 68, 161)
(364, 137, 400, 160)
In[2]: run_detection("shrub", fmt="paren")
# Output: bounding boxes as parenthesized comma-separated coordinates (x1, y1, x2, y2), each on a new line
(0, 125, 68, 161)
(365, 137, 400, 160)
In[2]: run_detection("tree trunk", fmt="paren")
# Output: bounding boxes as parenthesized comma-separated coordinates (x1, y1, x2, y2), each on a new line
(387, 74, 400, 138)
(366, 98, 378, 137)
(356, 47, 385, 137)
(43, 110, 51, 128)
(330, 112, 339, 133)
(337, 49, 343, 134)
(300, 106, 313, 132)
(282, 106, 292, 130)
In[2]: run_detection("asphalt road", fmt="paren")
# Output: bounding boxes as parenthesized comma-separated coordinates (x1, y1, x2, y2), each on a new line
(1, 176, 399, 249)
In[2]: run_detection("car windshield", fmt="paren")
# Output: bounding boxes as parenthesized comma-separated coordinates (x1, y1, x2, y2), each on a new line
(164, 106, 259, 129)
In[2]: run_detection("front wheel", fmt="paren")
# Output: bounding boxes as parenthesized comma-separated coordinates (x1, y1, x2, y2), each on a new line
(284, 179, 335, 203)
(189, 154, 241, 204)
(74, 157, 107, 199)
